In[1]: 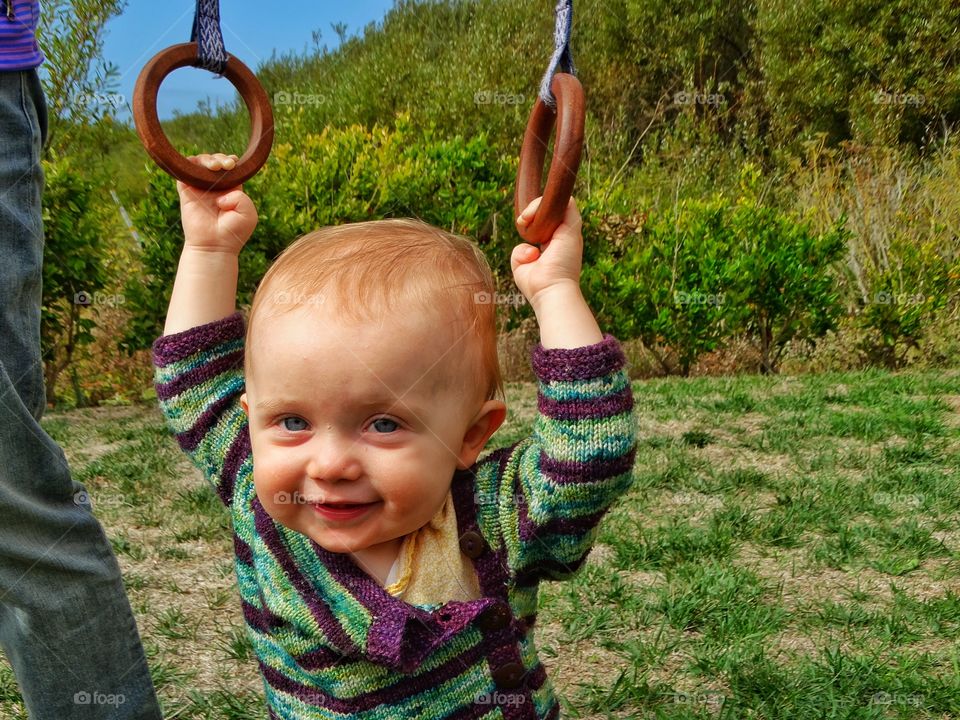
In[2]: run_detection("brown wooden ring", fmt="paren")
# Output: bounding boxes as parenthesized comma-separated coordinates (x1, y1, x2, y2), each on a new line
(133, 42, 274, 190)
(514, 73, 585, 245)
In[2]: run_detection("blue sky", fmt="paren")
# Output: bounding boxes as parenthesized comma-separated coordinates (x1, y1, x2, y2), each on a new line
(102, 0, 396, 120)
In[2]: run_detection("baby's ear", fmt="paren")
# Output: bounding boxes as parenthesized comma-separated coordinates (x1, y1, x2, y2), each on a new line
(240, 392, 249, 415)
(456, 400, 507, 469)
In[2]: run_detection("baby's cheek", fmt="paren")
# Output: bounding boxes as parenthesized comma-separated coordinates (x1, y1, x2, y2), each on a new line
(380, 462, 451, 528)
(252, 458, 300, 522)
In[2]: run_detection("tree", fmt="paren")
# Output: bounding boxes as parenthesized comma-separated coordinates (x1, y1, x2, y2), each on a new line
(37, 0, 126, 158)
(36, 0, 127, 405)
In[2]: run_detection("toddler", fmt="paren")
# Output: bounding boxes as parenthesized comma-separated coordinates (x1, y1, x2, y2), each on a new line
(152, 153, 636, 719)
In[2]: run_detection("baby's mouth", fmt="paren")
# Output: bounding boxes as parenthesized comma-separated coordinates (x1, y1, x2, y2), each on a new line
(310, 499, 380, 520)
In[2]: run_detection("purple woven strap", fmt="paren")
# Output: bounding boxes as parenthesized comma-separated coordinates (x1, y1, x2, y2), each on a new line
(190, 0, 227, 74)
(538, 0, 576, 108)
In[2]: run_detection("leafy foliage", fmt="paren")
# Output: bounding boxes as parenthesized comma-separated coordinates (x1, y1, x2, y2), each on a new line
(585, 177, 848, 375)
(855, 237, 956, 368)
(756, 0, 960, 148)
(37, 0, 126, 158)
(40, 158, 114, 403)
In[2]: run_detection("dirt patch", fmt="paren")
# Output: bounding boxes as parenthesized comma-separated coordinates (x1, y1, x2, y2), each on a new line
(767, 630, 822, 660)
(739, 543, 960, 616)
(44, 404, 147, 423)
(586, 542, 616, 566)
(737, 544, 892, 608)
(695, 444, 794, 481)
(534, 621, 636, 720)
(942, 396, 960, 428)
(63, 439, 129, 468)
(637, 417, 700, 438)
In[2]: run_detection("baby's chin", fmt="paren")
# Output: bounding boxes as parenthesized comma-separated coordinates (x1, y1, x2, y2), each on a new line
(281, 513, 391, 555)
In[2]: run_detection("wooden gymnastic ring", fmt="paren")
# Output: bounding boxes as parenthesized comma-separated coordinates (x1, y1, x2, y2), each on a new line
(514, 73, 585, 245)
(133, 42, 274, 189)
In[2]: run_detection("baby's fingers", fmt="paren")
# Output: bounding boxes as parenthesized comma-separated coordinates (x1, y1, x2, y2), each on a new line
(510, 243, 541, 273)
(516, 196, 543, 228)
(187, 153, 239, 171)
(216, 188, 247, 212)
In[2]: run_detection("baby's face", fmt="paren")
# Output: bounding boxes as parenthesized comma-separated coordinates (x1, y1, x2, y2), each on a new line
(239, 298, 503, 566)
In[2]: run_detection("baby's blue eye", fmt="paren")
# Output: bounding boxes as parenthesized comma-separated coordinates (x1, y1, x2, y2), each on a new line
(280, 417, 308, 432)
(370, 418, 399, 433)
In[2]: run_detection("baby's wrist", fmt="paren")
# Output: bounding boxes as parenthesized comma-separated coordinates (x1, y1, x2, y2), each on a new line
(530, 281, 604, 350)
(182, 243, 241, 259)
(528, 279, 583, 316)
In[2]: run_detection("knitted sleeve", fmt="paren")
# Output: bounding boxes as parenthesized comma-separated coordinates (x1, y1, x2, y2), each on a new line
(482, 335, 636, 584)
(151, 312, 250, 507)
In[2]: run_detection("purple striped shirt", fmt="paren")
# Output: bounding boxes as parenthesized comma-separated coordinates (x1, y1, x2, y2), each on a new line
(0, 0, 42, 71)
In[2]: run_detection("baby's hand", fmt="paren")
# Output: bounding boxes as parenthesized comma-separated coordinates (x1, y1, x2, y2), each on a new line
(177, 153, 258, 255)
(511, 197, 583, 306)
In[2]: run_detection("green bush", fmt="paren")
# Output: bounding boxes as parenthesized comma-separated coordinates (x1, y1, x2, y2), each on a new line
(41, 157, 115, 405)
(756, 0, 960, 148)
(730, 168, 848, 373)
(584, 180, 847, 375)
(584, 200, 740, 376)
(41, 0, 960, 398)
(855, 237, 956, 368)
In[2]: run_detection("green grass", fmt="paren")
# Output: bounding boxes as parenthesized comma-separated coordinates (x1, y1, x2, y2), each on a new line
(0, 368, 958, 718)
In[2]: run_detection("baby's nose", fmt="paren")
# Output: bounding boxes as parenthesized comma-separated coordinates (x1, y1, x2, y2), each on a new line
(306, 433, 362, 482)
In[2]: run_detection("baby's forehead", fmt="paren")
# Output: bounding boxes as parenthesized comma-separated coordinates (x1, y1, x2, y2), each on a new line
(246, 300, 476, 388)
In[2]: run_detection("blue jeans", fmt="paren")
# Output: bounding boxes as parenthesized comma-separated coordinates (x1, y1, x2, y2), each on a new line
(0, 70, 162, 719)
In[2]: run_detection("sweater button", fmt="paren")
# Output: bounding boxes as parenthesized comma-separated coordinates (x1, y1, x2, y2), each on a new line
(459, 530, 487, 559)
(477, 602, 511, 632)
(491, 661, 525, 689)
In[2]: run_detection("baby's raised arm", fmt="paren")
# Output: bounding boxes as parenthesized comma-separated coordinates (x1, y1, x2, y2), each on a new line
(512, 197, 603, 349)
(471, 197, 636, 585)
(162, 153, 258, 336)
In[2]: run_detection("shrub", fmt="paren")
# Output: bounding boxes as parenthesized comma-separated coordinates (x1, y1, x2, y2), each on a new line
(585, 179, 847, 374)
(41, 157, 115, 405)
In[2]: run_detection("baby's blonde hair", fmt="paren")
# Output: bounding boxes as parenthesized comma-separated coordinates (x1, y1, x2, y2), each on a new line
(245, 219, 504, 402)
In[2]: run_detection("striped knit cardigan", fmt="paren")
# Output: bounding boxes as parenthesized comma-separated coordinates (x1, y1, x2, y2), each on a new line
(152, 311, 636, 719)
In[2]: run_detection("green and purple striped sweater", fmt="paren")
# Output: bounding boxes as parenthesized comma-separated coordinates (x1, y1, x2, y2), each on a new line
(152, 312, 636, 719)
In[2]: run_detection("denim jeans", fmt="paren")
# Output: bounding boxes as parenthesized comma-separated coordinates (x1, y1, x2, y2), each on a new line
(0, 70, 162, 719)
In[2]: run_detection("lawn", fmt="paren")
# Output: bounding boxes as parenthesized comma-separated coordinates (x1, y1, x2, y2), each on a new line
(2, 368, 959, 719)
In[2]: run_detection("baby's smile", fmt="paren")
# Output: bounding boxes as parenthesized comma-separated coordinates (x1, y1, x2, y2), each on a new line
(310, 499, 381, 522)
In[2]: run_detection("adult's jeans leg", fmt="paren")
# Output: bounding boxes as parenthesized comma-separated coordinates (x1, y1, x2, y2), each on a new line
(0, 69, 162, 720)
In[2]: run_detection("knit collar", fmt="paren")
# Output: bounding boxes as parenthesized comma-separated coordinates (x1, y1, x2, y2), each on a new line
(288, 468, 502, 674)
